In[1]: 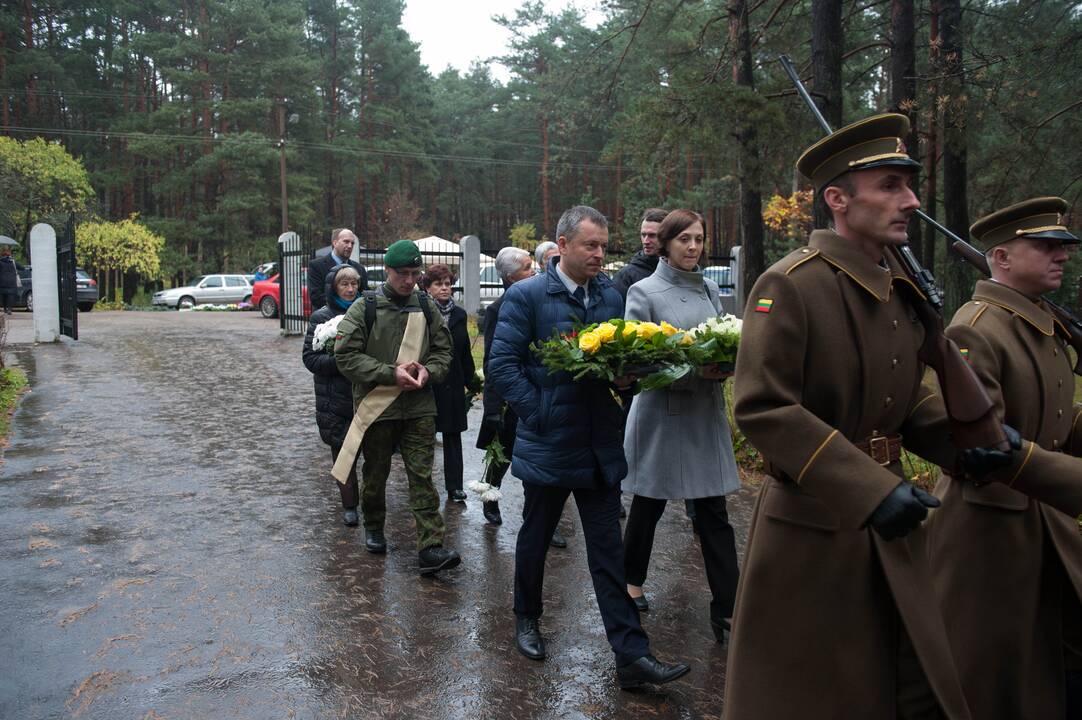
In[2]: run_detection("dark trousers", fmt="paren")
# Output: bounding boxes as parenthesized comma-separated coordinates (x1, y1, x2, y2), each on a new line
(514, 480, 651, 667)
(482, 416, 518, 489)
(623, 494, 740, 621)
(441, 431, 463, 493)
(0, 289, 15, 312)
(329, 445, 359, 509)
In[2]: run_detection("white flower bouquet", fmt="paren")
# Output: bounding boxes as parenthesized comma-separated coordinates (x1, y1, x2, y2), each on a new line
(312, 315, 345, 353)
(686, 314, 742, 370)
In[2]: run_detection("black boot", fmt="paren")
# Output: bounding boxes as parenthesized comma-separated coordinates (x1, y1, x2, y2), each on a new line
(617, 655, 691, 689)
(482, 501, 502, 524)
(515, 616, 546, 660)
(365, 529, 386, 554)
(342, 508, 359, 527)
(418, 545, 461, 576)
(549, 529, 568, 548)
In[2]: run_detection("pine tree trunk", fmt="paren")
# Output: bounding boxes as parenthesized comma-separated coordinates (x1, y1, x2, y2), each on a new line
(890, 0, 922, 259)
(729, 0, 765, 292)
(541, 116, 551, 240)
(939, 0, 972, 313)
(811, 0, 843, 229)
(924, 0, 940, 271)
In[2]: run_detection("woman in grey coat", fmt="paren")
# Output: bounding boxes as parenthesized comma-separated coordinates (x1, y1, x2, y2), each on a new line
(622, 209, 741, 642)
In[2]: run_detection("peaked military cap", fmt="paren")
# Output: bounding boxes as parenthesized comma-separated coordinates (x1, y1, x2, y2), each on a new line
(384, 239, 423, 268)
(796, 113, 921, 192)
(970, 196, 1078, 250)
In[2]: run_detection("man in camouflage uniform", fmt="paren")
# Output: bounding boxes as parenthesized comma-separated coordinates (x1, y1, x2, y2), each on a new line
(334, 239, 461, 576)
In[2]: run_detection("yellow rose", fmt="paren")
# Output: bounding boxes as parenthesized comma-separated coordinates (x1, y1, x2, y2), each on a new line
(578, 330, 601, 354)
(637, 321, 661, 339)
(621, 322, 639, 339)
(596, 322, 617, 343)
(660, 321, 679, 337)
(680, 334, 694, 345)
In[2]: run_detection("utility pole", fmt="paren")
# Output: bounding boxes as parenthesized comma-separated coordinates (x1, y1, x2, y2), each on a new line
(277, 98, 288, 233)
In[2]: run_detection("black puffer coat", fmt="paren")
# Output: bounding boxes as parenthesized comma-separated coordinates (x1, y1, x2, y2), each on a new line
(431, 304, 477, 434)
(0, 255, 23, 291)
(302, 265, 356, 448)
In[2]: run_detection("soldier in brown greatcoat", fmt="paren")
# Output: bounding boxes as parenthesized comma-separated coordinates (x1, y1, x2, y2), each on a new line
(726, 114, 996, 719)
(928, 197, 1082, 719)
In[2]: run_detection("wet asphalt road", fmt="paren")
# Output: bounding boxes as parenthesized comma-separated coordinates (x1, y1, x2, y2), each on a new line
(0, 310, 757, 719)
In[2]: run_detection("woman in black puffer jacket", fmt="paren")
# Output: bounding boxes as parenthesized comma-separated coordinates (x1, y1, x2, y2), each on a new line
(302, 264, 362, 526)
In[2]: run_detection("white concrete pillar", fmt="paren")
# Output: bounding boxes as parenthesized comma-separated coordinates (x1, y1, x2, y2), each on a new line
(31, 223, 60, 343)
(729, 245, 744, 318)
(459, 235, 481, 316)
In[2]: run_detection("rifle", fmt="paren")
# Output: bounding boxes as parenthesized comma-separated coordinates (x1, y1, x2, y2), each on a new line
(779, 55, 1009, 451)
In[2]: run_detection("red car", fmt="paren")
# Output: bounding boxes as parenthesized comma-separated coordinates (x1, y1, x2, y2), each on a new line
(251, 274, 311, 319)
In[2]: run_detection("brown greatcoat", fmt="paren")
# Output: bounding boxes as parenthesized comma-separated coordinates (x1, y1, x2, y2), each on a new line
(927, 279, 1082, 719)
(727, 230, 971, 719)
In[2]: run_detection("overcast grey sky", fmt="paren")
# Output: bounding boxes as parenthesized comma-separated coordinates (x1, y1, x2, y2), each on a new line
(400, 0, 605, 82)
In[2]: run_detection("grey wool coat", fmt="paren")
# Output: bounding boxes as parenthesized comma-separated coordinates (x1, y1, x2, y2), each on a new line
(622, 259, 741, 499)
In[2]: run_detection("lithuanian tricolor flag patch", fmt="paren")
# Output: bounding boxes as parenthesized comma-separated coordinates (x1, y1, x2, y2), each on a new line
(755, 297, 774, 314)
(959, 347, 970, 362)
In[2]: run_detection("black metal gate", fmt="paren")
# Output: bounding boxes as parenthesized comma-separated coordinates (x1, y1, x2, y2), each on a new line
(278, 228, 315, 335)
(57, 214, 78, 340)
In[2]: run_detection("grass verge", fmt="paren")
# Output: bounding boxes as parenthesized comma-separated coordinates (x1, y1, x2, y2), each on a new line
(0, 366, 28, 446)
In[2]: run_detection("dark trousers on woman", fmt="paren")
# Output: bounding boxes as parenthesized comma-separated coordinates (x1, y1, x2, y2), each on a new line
(514, 478, 651, 667)
(481, 415, 518, 489)
(329, 445, 359, 509)
(0, 289, 16, 313)
(623, 494, 740, 621)
(441, 432, 463, 494)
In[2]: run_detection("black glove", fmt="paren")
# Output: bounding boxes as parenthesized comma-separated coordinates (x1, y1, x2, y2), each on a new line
(960, 424, 1022, 480)
(867, 481, 941, 541)
(475, 413, 503, 450)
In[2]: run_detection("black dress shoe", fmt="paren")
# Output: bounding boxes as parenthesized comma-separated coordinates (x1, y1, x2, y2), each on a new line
(549, 529, 568, 548)
(630, 594, 649, 612)
(418, 545, 461, 576)
(710, 616, 731, 643)
(482, 501, 502, 525)
(450, 489, 468, 503)
(617, 654, 691, 689)
(342, 508, 359, 527)
(365, 530, 387, 554)
(515, 616, 546, 660)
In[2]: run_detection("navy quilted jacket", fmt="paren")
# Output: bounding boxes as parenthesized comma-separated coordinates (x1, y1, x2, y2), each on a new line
(487, 259, 628, 488)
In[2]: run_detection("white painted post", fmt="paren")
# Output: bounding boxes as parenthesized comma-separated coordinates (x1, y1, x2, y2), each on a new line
(729, 245, 744, 318)
(31, 223, 60, 343)
(278, 231, 303, 335)
(459, 234, 481, 316)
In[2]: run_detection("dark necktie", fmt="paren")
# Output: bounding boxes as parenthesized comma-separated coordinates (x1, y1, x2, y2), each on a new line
(572, 286, 585, 306)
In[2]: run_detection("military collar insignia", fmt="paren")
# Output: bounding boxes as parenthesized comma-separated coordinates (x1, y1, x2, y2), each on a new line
(809, 229, 894, 302)
(971, 279, 1057, 336)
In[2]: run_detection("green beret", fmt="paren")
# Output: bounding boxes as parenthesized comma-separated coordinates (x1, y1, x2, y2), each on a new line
(796, 113, 921, 192)
(384, 239, 422, 269)
(970, 196, 1078, 250)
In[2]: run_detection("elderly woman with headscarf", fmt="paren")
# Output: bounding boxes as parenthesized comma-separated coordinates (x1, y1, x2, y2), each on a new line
(302, 265, 363, 526)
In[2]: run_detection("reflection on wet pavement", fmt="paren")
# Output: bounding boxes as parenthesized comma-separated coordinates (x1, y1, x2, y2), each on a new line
(0, 311, 756, 719)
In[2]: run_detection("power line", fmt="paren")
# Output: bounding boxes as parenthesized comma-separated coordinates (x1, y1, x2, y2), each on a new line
(1, 124, 633, 173)
(0, 86, 608, 156)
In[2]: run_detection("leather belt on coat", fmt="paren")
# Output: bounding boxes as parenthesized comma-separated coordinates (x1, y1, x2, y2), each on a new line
(765, 433, 904, 481)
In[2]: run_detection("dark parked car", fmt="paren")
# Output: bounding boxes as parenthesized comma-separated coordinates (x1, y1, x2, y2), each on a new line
(11, 267, 98, 312)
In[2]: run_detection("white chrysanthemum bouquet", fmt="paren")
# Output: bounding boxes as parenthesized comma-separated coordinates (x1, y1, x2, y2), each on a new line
(685, 314, 742, 369)
(312, 315, 345, 353)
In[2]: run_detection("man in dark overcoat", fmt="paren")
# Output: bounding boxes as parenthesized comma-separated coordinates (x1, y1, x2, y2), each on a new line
(928, 197, 1082, 718)
(308, 228, 366, 310)
(728, 113, 998, 718)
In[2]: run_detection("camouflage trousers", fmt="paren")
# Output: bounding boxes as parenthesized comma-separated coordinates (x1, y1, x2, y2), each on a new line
(360, 415, 444, 550)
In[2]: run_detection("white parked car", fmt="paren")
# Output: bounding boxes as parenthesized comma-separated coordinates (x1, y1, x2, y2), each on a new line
(153, 274, 253, 309)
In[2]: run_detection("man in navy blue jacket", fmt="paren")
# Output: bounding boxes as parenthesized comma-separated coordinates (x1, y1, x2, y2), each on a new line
(488, 205, 690, 689)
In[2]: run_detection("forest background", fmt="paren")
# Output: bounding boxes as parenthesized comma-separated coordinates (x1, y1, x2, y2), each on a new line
(1, 0, 1080, 312)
